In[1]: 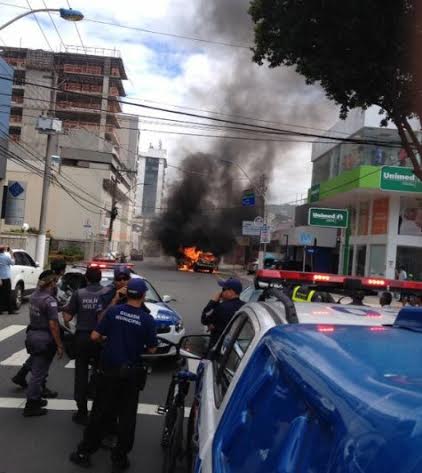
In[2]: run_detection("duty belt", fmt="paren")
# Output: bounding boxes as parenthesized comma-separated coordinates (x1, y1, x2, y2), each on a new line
(27, 325, 50, 332)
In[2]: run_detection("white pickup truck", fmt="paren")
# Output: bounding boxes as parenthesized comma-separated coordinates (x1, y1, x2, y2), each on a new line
(9, 249, 42, 309)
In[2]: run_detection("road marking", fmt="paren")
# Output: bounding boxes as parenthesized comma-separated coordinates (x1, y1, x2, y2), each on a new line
(0, 348, 28, 366)
(0, 325, 26, 342)
(0, 397, 190, 416)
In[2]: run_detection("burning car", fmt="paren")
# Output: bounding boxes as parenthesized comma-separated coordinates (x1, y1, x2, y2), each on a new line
(177, 247, 219, 273)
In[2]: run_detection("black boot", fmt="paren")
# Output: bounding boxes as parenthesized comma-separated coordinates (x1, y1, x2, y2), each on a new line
(23, 400, 48, 417)
(11, 368, 29, 389)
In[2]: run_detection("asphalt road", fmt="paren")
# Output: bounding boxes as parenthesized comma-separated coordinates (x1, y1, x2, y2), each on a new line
(0, 258, 237, 473)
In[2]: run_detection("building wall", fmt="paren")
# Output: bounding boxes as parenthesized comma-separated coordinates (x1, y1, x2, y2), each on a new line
(0, 58, 13, 180)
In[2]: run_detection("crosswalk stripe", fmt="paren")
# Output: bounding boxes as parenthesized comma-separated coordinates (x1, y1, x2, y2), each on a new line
(0, 325, 26, 342)
(0, 348, 28, 366)
(0, 397, 190, 416)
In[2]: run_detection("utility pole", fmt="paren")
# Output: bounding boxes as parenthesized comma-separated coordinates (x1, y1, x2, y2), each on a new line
(257, 174, 268, 270)
(108, 176, 119, 251)
(35, 70, 62, 267)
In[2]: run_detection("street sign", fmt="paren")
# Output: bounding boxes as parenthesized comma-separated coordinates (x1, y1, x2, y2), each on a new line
(299, 232, 314, 246)
(242, 221, 261, 236)
(4, 181, 27, 225)
(309, 184, 320, 203)
(242, 189, 255, 207)
(308, 207, 349, 228)
(380, 166, 422, 192)
(260, 223, 271, 244)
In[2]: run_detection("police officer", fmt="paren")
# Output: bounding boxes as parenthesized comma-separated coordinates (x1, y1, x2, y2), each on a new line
(70, 278, 157, 472)
(23, 270, 63, 417)
(201, 277, 245, 346)
(12, 261, 66, 397)
(96, 265, 131, 319)
(63, 267, 105, 425)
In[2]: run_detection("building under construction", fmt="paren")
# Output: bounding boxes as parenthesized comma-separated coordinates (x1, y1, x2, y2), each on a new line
(0, 45, 139, 257)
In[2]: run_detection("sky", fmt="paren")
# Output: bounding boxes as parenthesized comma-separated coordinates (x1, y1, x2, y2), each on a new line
(0, 0, 340, 204)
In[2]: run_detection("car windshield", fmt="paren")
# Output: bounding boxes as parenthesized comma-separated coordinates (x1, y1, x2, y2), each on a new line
(100, 275, 162, 303)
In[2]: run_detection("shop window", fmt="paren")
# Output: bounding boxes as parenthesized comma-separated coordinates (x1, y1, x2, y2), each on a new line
(356, 245, 366, 276)
(369, 245, 386, 276)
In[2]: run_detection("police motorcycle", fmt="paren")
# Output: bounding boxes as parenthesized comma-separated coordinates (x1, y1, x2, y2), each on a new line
(161, 270, 422, 473)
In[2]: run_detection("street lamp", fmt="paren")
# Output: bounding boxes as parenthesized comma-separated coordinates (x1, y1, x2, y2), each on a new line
(0, 7, 83, 31)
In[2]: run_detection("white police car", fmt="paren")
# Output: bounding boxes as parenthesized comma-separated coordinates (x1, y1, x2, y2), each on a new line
(176, 270, 420, 472)
(58, 265, 185, 356)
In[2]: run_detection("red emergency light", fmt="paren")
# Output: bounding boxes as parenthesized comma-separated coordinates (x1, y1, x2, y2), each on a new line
(255, 269, 422, 294)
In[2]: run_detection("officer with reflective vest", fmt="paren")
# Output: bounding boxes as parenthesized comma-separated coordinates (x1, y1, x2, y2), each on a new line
(70, 278, 157, 472)
(63, 267, 106, 425)
(291, 285, 316, 303)
(23, 270, 63, 417)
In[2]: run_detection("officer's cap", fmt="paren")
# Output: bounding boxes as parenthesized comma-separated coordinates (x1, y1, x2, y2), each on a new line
(218, 277, 242, 294)
(127, 278, 148, 298)
(114, 265, 131, 279)
(38, 270, 57, 287)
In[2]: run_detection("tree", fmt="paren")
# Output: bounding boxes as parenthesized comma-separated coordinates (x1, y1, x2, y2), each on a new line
(249, 0, 422, 179)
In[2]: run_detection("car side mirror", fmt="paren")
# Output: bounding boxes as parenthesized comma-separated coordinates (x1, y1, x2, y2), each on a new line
(179, 335, 211, 359)
(162, 295, 176, 303)
(35, 261, 40, 268)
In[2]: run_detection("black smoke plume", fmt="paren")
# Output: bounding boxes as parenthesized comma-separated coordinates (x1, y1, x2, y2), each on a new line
(155, 0, 337, 256)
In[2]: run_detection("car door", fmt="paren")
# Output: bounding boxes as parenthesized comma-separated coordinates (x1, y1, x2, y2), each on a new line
(21, 252, 41, 290)
(12, 251, 28, 289)
(195, 309, 260, 473)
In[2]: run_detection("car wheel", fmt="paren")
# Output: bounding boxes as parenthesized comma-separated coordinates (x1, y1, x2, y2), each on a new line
(13, 282, 24, 310)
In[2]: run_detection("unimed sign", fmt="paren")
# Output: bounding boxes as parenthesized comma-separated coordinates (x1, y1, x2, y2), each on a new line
(380, 166, 422, 192)
(308, 207, 349, 228)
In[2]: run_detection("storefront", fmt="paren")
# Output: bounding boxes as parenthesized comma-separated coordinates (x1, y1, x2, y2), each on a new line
(309, 166, 422, 279)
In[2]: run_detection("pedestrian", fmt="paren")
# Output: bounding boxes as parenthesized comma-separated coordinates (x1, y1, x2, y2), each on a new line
(70, 278, 157, 472)
(11, 261, 67, 396)
(398, 265, 408, 281)
(63, 267, 105, 425)
(23, 270, 63, 417)
(379, 291, 392, 307)
(201, 277, 245, 347)
(0, 245, 16, 314)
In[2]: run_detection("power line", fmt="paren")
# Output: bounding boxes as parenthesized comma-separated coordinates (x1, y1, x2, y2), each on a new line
(0, 74, 406, 149)
(25, 0, 54, 51)
(41, 0, 66, 49)
(0, 1, 251, 50)
(66, 0, 87, 52)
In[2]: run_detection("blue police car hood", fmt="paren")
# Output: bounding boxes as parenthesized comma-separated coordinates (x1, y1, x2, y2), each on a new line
(145, 302, 182, 326)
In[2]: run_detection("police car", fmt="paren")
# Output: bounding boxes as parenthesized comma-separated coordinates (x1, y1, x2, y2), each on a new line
(58, 264, 185, 356)
(177, 271, 422, 473)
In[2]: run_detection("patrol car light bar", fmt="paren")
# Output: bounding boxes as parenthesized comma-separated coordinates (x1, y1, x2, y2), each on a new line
(255, 270, 422, 294)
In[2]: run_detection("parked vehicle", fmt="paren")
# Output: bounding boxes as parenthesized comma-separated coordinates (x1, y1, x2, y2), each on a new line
(179, 301, 422, 473)
(57, 265, 185, 356)
(130, 248, 144, 261)
(9, 249, 42, 310)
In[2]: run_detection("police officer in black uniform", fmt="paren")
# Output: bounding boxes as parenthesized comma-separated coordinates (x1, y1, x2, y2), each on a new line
(201, 277, 245, 346)
(23, 270, 64, 417)
(96, 265, 131, 319)
(63, 267, 105, 425)
(70, 278, 157, 472)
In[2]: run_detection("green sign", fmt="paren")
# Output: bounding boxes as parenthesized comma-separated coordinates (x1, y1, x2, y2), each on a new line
(380, 166, 422, 192)
(308, 207, 349, 228)
(308, 184, 320, 203)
